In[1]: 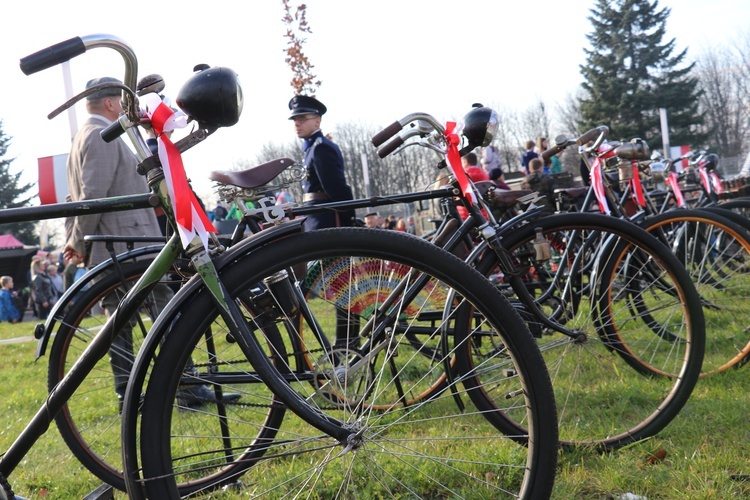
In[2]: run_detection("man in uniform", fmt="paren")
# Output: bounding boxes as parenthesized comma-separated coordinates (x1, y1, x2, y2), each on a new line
(289, 95, 355, 230)
(289, 95, 358, 350)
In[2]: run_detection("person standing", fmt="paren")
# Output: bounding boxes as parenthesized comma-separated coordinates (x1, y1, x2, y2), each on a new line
(62, 77, 236, 408)
(47, 264, 64, 298)
(0, 276, 22, 324)
(289, 95, 355, 230)
(521, 158, 555, 214)
(32, 261, 56, 319)
(521, 140, 539, 175)
(481, 145, 503, 180)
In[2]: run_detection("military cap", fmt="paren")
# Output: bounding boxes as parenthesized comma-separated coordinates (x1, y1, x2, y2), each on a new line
(85, 76, 123, 100)
(288, 95, 327, 119)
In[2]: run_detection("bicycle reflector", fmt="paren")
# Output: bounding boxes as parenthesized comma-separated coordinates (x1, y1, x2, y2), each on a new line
(462, 105, 499, 148)
(176, 65, 243, 128)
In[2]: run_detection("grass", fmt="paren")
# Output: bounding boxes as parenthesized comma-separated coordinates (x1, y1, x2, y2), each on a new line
(1, 317, 750, 499)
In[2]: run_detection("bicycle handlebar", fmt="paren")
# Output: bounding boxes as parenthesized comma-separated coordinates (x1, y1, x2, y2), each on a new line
(20, 34, 151, 158)
(20, 37, 86, 75)
(541, 125, 610, 161)
(371, 121, 403, 147)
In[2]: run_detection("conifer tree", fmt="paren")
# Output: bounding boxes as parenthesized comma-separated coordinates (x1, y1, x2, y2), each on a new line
(579, 0, 706, 148)
(0, 119, 38, 245)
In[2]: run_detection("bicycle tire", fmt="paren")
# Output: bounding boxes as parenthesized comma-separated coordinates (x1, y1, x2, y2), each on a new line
(135, 228, 558, 499)
(47, 260, 162, 490)
(47, 260, 288, 494)
(637, 209, 750, 375)
(469, 212, 705, 450)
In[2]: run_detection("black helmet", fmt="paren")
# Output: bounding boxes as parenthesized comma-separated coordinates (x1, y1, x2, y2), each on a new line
(176, 65, 243, 128)
(462, 105, 499, 148)
(702, 153, 720, 171)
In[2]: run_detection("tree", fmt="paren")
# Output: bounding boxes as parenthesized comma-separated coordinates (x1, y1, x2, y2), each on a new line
(695, 45, 750, 159)
(0, 120, 37, 245)
(579, 0, 706, 149)
(281, 1, 322, 96)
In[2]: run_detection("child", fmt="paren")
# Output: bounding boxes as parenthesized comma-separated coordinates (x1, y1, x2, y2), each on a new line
(0, 276, 22, 323)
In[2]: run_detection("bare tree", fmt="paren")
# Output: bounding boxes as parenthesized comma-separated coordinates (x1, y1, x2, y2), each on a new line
(556, 90, 586, 137)
(281, 1, 322, 95)
(695, 43, 750, 159)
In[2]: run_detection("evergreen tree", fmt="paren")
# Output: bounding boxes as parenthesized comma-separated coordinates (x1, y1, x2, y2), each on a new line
(0, 119, 38, 245)
(579, 0, 706, 149)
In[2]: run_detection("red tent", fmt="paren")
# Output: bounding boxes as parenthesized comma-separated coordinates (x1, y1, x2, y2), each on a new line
(0, 234, 26, 249)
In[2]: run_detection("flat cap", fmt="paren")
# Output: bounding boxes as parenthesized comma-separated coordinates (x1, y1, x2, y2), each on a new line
(85, 76, 123, 100)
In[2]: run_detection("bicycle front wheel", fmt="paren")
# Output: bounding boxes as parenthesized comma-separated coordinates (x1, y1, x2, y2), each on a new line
(135, 228, 558, 499)
(638, 209, 750, 375)
(471, 212, 705, 450)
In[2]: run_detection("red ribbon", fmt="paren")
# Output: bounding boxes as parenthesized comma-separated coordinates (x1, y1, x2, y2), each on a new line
(444, 121, 476, 205)
(666, 171, 686, 207)
(150, 101, 216, 247)
(710, 172, 724, 195)
(630, 162, 646, 207)
(590, 157, 610, 214)
(697, 166, 711, 195)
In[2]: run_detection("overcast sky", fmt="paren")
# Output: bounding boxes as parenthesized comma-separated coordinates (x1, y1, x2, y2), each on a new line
(2, 0, 749, 201)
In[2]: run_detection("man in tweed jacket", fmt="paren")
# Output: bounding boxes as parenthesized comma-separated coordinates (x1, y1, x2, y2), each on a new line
(63, 77, 160, 266)
(62, 77, 238, 407)
(63, 77, 163, 405)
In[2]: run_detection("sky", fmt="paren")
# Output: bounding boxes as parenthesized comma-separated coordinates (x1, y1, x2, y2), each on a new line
(2, 0, 749, 205)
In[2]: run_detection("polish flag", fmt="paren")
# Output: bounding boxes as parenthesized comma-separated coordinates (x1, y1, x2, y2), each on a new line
(38, 154, 69, 205)
(670, 145, 691, 171)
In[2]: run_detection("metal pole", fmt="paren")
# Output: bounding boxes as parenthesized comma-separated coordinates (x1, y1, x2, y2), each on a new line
(659, 108, 670, 159)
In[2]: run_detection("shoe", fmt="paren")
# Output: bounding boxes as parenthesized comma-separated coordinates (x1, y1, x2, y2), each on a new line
(176, 385, 241, 407)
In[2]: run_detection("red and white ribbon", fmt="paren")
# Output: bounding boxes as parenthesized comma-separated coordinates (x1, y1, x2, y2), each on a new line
(444, 121, 476, 205)
(141, 93, 216, 251)
(590, 157, 610, 214)
(666, 171, 686, 207)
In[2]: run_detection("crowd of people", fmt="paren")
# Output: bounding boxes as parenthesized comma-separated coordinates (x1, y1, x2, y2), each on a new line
(363, 212, 417, 233)
(0, 250, 86, 324)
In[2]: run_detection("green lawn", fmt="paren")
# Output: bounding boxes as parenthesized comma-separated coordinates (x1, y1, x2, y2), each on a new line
(0, 319, 749, 498)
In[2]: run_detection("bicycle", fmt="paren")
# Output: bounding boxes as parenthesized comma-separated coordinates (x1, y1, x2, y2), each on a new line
(7, 34, 558, 499)
(114, 114, 705, 500)
(544, 129, 750, 376)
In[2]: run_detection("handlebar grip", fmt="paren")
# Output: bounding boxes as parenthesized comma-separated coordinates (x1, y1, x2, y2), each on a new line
(20, 37, 86, 75)
(377, 136, 405, 158)
(576, 125, 609, 146)
(541, 145, 564, 162)
(100, 120, 126, 143)
(372, 121, 403, 147)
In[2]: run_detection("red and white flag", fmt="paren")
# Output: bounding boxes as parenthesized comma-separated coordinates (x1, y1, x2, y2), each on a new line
(670, 145, 691, 171)
(38, 153, 69, 204)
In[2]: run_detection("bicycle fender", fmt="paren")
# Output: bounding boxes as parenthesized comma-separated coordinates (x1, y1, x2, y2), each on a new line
(35, 245, 164, 360)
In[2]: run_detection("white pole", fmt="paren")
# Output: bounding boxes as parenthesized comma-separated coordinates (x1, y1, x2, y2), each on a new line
(361, 152, 371, 199)
(62, 61, 78, 141)
(659, 108, 670, 159)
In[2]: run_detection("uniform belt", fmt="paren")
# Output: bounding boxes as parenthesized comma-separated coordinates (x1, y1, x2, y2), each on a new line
(303, 192, 331, 202)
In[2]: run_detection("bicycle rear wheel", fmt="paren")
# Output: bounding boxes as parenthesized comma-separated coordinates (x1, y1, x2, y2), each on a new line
(47, 261, 170, 490)
(134, 228, 558, 498)
(470, 212, 704, 450)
